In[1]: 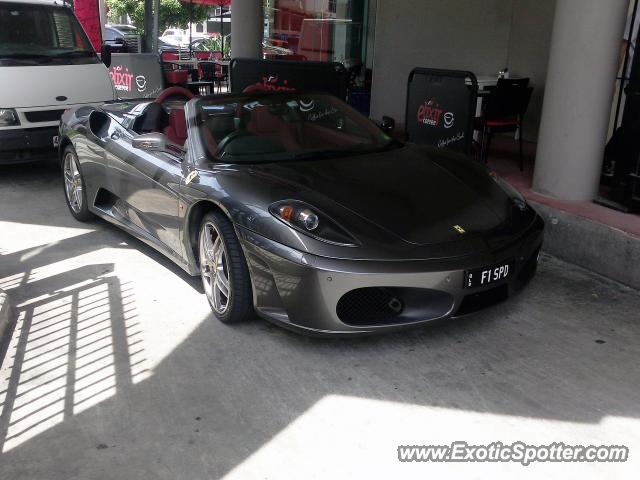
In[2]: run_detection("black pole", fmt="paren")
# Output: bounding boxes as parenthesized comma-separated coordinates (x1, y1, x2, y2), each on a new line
(220, 3, 224, 55)
(143, 0, 153, 52)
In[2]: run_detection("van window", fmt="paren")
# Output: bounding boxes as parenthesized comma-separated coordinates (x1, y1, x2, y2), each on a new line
(0, 2, 98, 66)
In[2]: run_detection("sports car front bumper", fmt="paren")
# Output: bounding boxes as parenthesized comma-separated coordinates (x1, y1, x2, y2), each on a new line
(237, 216, 544, 335)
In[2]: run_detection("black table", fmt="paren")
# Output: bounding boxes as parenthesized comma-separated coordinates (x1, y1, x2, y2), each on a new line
(187, 80, 215, 96)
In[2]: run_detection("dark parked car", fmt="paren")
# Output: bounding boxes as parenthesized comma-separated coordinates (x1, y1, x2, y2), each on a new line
(104, 26, 127, 53)
(57, 88, 543, 335)
(104, 25, 142, 54)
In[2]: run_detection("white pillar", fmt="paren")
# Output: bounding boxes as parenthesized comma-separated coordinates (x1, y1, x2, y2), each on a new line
(532, 0, 628, 201)
(98, 0, 107, 42)
(231, 0, 263, 59)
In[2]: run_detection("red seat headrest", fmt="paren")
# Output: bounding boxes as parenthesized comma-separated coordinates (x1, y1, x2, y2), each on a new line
(248, 106, 279, 134)
(164, 108, 188, 145)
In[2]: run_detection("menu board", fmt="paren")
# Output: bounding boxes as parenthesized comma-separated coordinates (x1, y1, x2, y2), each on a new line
(405, 68, 477, 154)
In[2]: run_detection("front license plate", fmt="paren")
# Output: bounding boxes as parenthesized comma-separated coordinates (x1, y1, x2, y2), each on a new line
(464, 261, 514, 288)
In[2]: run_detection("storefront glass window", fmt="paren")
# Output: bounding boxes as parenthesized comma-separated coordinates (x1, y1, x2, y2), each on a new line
(263, 0, 369, 69)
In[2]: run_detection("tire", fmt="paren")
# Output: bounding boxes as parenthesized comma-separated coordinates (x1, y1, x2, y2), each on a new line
(198, 211, 254, 324)
(62, 145, 93, 222)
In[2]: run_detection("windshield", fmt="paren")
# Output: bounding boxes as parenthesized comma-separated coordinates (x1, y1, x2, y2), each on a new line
(0, 3, 97, 66)
(196, 93, 395, 163)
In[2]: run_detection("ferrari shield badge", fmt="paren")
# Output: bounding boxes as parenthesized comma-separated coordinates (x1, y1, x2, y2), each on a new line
(185, 170, 199, 185)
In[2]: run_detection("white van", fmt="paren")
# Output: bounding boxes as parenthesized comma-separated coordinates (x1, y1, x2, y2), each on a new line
(0, 0, 115, 163)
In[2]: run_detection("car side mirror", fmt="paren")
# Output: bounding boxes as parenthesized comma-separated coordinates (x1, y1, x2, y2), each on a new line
(133, 132, 184, 158)
(380, 116, 395, 134)
(101, 43, 112, 68)
(132, 132, 169, 152)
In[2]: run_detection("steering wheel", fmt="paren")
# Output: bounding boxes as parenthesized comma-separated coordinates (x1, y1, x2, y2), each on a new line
(214, 130, 254, 158)
(154, 86, 194, 105)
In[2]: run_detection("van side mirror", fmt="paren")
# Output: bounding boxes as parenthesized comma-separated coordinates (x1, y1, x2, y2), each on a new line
(101, 43, 112, 68)
(380, 116, 395, 134)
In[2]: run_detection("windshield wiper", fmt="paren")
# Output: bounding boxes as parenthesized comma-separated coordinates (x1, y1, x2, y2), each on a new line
(0, 53, 50, 60)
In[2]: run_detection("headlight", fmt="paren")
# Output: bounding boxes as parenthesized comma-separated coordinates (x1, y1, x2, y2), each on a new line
(269, 200, 358, 246)
(489, 171, 527, 210)
(0, 108, 19, 126)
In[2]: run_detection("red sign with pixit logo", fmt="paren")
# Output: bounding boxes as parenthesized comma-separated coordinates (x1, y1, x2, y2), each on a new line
(417, 99, 444, 126)
(110, 65, 134, 92)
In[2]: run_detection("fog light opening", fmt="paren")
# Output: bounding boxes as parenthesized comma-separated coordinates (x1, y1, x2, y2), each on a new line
(388, 298, 403, 313)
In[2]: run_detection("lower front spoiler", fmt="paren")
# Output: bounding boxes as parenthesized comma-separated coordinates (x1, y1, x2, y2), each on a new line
(237, 221, 544, 336)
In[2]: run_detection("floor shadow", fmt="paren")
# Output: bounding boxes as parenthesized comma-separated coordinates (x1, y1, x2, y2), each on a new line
(1, 154, 639, 478)
(0, 254, 637, 478)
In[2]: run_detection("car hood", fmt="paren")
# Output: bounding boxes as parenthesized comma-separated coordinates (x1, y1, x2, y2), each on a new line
(0, 63, 115, 108)
(244, 145, 508, 246)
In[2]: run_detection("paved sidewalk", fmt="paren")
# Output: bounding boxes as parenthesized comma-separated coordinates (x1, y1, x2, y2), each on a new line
(0, 161, 639, 480)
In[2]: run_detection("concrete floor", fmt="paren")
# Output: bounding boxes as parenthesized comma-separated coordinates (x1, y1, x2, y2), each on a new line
(0, 160, 639, 479)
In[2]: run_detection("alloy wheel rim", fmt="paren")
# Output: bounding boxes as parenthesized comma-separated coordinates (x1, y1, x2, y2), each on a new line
(199, 222, 231, 314)
(63, 152, 83, 214)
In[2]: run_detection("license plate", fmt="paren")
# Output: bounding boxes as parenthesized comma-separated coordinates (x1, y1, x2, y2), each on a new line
(464, 261, 513, 288)
(52, 135, 59, 148)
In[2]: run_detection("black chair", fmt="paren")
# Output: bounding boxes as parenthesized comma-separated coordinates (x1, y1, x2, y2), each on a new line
(200, 53, 228, 93)
(477, 78, 533, 171)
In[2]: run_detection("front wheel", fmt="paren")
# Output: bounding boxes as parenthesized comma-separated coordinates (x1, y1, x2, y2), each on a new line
(199, 211, 254, 324)
(62, 145, 92, 222)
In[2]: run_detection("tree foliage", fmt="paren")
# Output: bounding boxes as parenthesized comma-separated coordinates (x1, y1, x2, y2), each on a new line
(106, 0, 210, 33)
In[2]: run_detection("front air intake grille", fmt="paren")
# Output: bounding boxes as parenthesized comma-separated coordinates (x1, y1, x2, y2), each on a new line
(24, 110, 65, 123)
(336, 287, 403, 326)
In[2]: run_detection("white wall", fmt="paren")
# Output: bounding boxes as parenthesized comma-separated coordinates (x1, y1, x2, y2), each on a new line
(506, 0, 556, 141)
(369, 0, 556, 141)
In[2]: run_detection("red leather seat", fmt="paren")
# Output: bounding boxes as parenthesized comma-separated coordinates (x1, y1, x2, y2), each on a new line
(164, 108, 188, 145)
(247, 106, 299, 150)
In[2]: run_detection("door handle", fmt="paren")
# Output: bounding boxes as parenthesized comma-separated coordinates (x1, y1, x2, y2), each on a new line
(110, 131, 120, 140)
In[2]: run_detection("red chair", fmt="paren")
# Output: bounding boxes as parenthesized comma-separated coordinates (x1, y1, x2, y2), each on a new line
(161, 55, 191, 87)
(199, 53, 228, 93)
(161, 52, 180, 62)
(163, 68, 189, 87)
